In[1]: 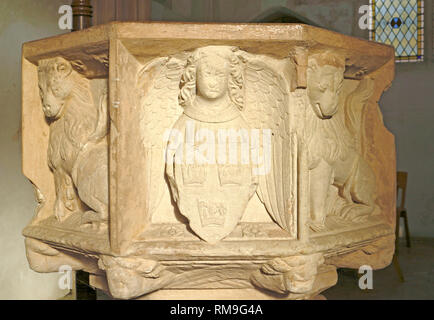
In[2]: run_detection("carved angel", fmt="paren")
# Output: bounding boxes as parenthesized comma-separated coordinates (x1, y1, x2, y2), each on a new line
(138, 46, 298, 243)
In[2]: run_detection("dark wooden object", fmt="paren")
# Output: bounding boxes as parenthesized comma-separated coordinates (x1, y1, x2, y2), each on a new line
(396, 171, 411, 248)
(393, 171, 411, 282)
(92, 0, 151, 25)
(71, 0, 93, 31)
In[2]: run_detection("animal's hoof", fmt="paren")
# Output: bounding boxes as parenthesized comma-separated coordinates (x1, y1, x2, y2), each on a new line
(309, 221, 326, 232)
(81, 211, 107, 224)
(339, 205, 370, 222)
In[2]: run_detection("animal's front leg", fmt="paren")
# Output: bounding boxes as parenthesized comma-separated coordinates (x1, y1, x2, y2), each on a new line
(339, 157, 377, 222)
(74, 144, 109, 226)
(53, 172, 68, 221)
(309, 159, 333, 232)
(54, 196, 66, 221)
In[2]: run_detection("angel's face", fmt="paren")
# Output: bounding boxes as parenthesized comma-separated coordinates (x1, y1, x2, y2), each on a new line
(196, 56, 230, 100)
(307, 64, 344, 119)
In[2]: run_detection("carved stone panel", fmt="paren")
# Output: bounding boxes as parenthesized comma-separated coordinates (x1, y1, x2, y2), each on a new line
(22, 22, 396, 300)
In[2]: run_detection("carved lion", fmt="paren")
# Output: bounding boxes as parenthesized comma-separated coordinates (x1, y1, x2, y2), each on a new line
(305, 51, 377, 231)
(37, 57, 108, 224)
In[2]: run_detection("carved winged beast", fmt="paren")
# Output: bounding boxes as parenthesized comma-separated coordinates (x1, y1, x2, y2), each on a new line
(305, 51, 378, 231)
(38, 57, 108, 225)
(138, 46, 298, 242)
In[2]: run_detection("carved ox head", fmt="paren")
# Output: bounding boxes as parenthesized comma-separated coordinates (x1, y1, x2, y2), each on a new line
(307, 51, 345, 119)
(37, 57, 75, 119)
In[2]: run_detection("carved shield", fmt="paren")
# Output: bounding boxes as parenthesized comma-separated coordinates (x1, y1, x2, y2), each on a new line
(167, 116, 257, 244)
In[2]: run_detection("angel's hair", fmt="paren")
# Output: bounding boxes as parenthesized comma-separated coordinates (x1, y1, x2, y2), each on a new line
(308, 50, 346, 69)
(178, 46, 244, 109)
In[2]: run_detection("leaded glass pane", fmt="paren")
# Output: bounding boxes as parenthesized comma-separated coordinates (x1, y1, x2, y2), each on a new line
(369, 0, 424, 62)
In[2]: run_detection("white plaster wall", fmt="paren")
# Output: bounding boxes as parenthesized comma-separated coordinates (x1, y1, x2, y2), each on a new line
(0, 0, 69, 299)
(381, 62, 434, 238)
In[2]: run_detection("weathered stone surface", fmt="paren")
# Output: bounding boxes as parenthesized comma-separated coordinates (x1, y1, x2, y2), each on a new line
(22, 22, 395, 300)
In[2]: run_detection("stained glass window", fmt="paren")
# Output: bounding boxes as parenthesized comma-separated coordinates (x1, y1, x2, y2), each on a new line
(369, 0, 424, 62)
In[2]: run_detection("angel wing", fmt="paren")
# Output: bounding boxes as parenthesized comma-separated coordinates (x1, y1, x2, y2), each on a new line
(241, 57, 297, 236)
(137, 56, 185, 218)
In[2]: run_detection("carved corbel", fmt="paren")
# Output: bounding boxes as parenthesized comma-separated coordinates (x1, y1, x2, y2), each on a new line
(291, 46, 309, 90)
(25, 238, 99, 273)
(98, 256, 175, 299)
(250, 253, 326, 295)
